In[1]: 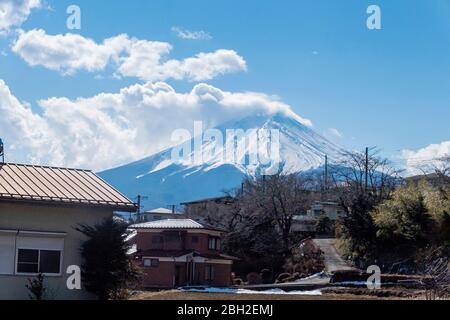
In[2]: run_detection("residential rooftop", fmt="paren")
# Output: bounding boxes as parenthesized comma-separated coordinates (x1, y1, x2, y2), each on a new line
(144, 207, 182, 215)
(129, 218, 224, 231)
(0, 163, 137, 212)
(181, 196, 234, 206)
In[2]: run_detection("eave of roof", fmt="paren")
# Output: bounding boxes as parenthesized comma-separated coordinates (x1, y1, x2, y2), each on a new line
(135, 249, 238, 260)
(0, 195, 137, 212)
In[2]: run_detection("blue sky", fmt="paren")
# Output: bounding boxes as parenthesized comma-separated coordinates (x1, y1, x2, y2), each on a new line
(0, 0, 449, 172)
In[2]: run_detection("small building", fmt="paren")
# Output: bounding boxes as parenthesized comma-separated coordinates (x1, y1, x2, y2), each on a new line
(136, 207, 185, 223)
(0, 163, 136, 300)
(182, 196, 235, 225)
(308, 201, 346, 220)
(129, 219, 236, 289)
(292, 201, 345, 234)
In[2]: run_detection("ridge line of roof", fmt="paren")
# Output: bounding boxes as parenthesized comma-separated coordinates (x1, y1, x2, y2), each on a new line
(0, 162, 92, 172)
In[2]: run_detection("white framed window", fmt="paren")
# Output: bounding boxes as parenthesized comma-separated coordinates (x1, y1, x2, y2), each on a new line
(208, 237, 221, 251)
(15, 232, 65, 276)
(16, 249, 62, 275)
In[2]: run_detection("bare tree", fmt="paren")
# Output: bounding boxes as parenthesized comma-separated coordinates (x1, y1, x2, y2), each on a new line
(329, 148, 403, 266)
(434, 156, 450, 187)
(331, 148, 402, 209)
(240, 173, 315, 252)
(410, 155, 450, 188)
(419, 247, 450, 300)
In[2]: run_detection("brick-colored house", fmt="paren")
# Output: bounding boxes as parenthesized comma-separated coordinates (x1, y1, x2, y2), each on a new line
(129, 219, 236, 288)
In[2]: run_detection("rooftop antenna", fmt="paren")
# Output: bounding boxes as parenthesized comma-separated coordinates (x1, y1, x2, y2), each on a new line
(0, 138, 4, 163)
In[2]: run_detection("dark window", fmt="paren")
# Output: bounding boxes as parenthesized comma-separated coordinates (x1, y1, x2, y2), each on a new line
(143, 258, 159, 268)
(152, 235, 164, 244)
(205, 265, 215, 281)
(39, 250, 61, 274)
(17, 249, 61, 274)
(191, 236, 199, 243)
(165, 233, 180, 242)
(208, 237, 221, 251)
(17, 249, 39, 273)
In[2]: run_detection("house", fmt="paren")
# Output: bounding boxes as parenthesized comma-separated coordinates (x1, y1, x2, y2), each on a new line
(136, 207, 186, 223)
(129, 219, 236, 289)
(0, 163, 137, 300)
(292, 201, 346, 234)
(308, 201, 346, 220)
(182, 196, 235, 225)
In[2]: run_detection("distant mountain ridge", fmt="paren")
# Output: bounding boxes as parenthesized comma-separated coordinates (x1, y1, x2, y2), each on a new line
(99, 112, 343, 210)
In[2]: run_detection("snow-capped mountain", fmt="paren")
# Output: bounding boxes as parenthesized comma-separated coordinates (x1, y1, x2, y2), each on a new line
(99, 112, 342, 210)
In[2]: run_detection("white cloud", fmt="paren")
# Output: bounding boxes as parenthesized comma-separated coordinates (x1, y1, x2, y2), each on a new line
(0, 0, 40, 32)
(171, 27, 212, 40)
(12, 29, 131, 75)
(402, 141, 450, 175)
(12, 29, 247, 81)
(0, 79, 310, 171)
(327, 128, 343, 139)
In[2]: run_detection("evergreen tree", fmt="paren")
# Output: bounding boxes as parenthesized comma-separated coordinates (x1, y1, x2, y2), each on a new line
(77, 218, 138, 300)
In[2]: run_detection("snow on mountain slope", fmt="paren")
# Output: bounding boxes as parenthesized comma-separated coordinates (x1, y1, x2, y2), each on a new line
(99, 112, 342, 209)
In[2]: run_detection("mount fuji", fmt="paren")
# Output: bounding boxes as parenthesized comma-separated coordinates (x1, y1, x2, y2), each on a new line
(99, 112, 343, 210)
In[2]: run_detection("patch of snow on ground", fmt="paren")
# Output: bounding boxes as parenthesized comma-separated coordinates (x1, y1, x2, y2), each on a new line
(179, 287, 322, 296)
(295, 271, 329, 282)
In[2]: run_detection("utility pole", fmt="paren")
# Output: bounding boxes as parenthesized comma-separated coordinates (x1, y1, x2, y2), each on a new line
(324, 155, 328, 191)
(136, 195, 142, 222)
(135, 195, 148, 222)
(365, 147, 369, 192)
(0, 138, 4, 163)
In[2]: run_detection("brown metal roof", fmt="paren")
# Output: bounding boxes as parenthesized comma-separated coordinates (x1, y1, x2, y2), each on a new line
(0, 163, 137, 212)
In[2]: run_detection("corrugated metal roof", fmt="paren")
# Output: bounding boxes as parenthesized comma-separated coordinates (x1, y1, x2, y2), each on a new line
(145, 207, 177, 214)
(130, 219, 223, 231)
(0, 163, 137, 212)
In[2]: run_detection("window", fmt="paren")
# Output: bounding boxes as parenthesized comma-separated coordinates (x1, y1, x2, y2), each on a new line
(17, 249, 38, 273)
(205, 265, 215, 281)
(15, 233, 65, 276)
(208, 237, 221, 251)
(0, 231, 64, 276)
(143, 258, 159, 268)
(152, 235, 164, 244)
(165, 233, 180, 242)
(16, 249, 61, 275)
(39, 250, 62, 274)
(191, 236, 199, 244)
